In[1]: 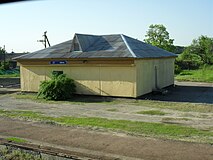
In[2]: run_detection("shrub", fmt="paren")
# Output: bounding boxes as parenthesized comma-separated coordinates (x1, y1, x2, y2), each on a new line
(37, 74, 76, 100)
(174, 64, 182, 74)
(175, 52, 203, 70)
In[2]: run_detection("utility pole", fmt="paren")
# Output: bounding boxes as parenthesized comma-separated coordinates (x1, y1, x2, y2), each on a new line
(3, 45, 6, 67)
(37, 31, 51, 48)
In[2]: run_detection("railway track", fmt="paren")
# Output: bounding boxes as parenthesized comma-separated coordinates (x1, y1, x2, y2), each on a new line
(0, 138, 118, 160)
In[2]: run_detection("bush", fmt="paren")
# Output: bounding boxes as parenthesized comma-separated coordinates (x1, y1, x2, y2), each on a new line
(37, 74, 76, 100)
(174, 64, 182, 74)
(175, 52, 203, 70)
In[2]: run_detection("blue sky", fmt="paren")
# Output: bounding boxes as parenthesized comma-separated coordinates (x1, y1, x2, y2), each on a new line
(0, 0, 212, 52)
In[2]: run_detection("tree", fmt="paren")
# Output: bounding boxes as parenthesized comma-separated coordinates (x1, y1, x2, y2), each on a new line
(186, 35, 213, 65)
(0, 46, 8, 70)
(175, 35, 213, 70)
(176, 50, 203, 70)
(0, 46, 6, 54)
(144, 24, 175, 52)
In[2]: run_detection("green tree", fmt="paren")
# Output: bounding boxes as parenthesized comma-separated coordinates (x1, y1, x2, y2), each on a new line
(0, 47, 9, 70)
(144, 24, 175, 52)
(186, 35, 213, 65)
(0, 46, 6, 54)
(176, 50, 203, 70)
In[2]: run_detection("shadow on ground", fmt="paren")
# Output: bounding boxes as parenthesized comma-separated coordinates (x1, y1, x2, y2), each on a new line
(0, 78, 20, 87)
(0, 77, 212, 104)
(140, 85, 213, 104)
(0, 90, 19, 95)
(68, 95, 114, 103)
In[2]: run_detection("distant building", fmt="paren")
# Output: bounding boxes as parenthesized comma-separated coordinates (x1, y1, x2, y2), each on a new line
(14, 33, 177, 98)
(0, 52, 27, 68)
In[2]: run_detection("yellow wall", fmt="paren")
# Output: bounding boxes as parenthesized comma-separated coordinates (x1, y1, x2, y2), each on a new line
(20, 66, 46, 92)
(135, 58, 175, 97)
(99, 66, 136, 97)
(20, 64, 136, 97)
(20, 58, 175, 98)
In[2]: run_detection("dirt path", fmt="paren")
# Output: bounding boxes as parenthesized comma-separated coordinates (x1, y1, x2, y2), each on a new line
(0, 117, 212, 160)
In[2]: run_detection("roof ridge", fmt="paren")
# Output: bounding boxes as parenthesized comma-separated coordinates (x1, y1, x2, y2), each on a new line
(75, 33, 124, 37)
(120, 34, 136, 58)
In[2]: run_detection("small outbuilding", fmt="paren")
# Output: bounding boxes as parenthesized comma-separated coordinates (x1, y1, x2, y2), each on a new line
(15, 33, 177, 98)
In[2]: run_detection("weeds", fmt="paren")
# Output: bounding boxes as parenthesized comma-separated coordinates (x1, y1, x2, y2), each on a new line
(137, 110, 167, 115)
(6, 137, 27, 143)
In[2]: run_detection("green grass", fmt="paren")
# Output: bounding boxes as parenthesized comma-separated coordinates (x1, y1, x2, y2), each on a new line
(0, 69, 20, 78)
(162, 117, 190, 122)
(175, 65, 213, 83)
(137, 110, 167, 115)
(0, 109, 46, 120)
(133, 100, 213, 113)
(14, 93, 110, 105)
(14, 93, 75, 105)
(0, 109, 212, 143)
(6, 137, 27, 143)
(0, 73, 20, 78)
(106, 108, 118, 112)
(14, 93, 213, 113)
(15, 93, 40, 101)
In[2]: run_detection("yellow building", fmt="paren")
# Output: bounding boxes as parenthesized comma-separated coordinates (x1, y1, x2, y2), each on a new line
(15, 33, 177, 98)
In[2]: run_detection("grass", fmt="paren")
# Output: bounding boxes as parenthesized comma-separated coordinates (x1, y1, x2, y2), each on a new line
(175, 65, 213, 83)
(0, 109, 45, 120)
(0, 69, 20, 78)
(137, 110, 167, 115)
(0, 109, 212, 143)
(14, 93, 75, 105)
(0, 73, 20, 78)
(162, 117, 190, 122)
(133, 100, 213, 113)
(15, 93, 40, 101)
(14, 93, 213, 113)
(106, 108, 118, 112)
(14, 93, 113, 105)
(6, 137, 27, 143)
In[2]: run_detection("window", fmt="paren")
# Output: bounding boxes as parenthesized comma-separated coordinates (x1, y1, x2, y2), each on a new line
(74, 42, 80, 51)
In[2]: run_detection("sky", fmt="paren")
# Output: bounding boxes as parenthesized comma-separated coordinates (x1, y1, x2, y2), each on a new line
(0, 0, 212, 53)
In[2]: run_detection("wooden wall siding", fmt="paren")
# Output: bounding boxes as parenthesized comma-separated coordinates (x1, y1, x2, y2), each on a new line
(20, 65, 136, 97)
(19, 57, 175, 98)
(135, 58, 175, 96)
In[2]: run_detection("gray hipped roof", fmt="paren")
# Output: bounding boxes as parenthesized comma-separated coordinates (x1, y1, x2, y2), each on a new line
(15, 33, 177, 60)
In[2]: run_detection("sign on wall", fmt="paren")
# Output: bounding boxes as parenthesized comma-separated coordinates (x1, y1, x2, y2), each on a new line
(50, 60, 67, 64)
